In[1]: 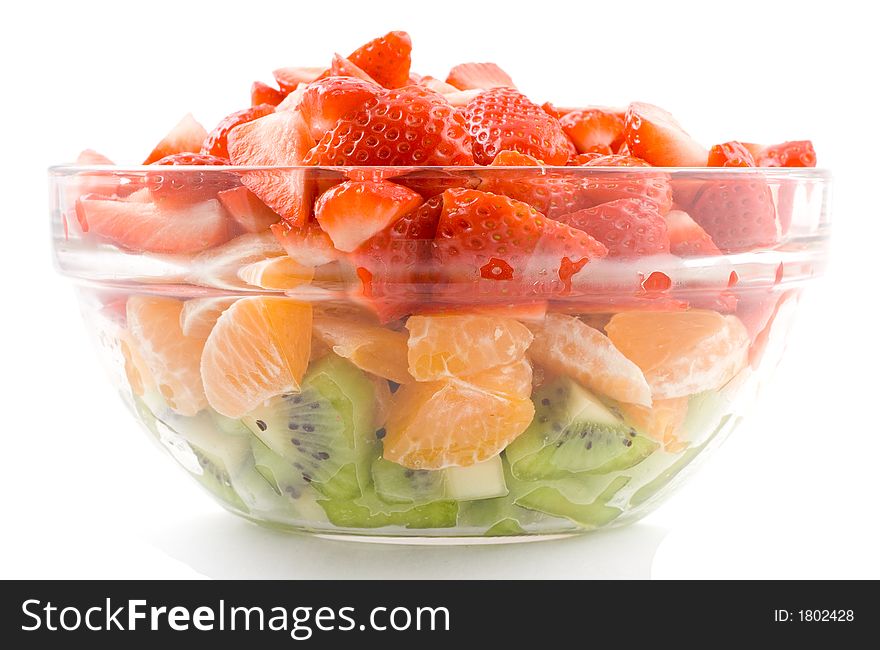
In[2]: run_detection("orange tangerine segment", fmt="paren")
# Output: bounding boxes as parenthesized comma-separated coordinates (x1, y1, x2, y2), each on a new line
(606, 310, 749, 399)
(127, 296, 208, 416)
(459, 357, 533, 400)
(201, 296, 312, 418)
(119, 329, 155, 398)
(527, 313, 652, 406)
(617, 397, 689, 448)
(312, 314, 411, 384)
(237, 256, 314, 290)
(384, 381, 535, 469)
(180, 296, 238, 339)
(406, 314, 533, 381)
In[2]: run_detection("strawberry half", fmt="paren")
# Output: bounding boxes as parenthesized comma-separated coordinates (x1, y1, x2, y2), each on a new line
(217, 186, 281, 233)
(664, 209, 721, 256)
(314, 180, 423, 252)
(305, 86, 474, 167)
(251, 81, 286, 107)
(623, 102, 708, 167)
(201, 104, 276, 160)
(297, 76, 383, 141)
(445, 62, 515, 90)
(146, 152, 240, 203)
(227, 110, 316, 227)
(271, 220, 341, 267)
(556, 198, 670, 258)
(463, 87, 573, 165)
(690, 178, 778, 252)
(708, 141, 756, 167)
(273, 66, 324, 93)
(143, 114, 207, 165)
(347, 31, 412, 89)
(743, 141, 817, 167)
(560, 108, 626, 153)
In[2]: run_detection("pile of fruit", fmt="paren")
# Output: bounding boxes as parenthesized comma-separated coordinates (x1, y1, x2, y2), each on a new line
(62, 31, 816, 534)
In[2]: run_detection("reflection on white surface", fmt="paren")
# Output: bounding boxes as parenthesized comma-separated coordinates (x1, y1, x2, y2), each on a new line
(150, 514, 668, 580)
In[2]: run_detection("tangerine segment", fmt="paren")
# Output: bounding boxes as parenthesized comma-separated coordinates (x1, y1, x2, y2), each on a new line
(201, 297, 312, 418)
(127, 296, 208, 416)
(180, 297, 238, 339)
(384, 381, 535, 469)
(527, 313, 652, 406)
(617, 397, 689, 448)
(312, 314, 412, 384)
(237, 256, 315, 290)
(406, 314, 533, 381)
(459, 357, 533, 400)
(606, 310, 749, 399)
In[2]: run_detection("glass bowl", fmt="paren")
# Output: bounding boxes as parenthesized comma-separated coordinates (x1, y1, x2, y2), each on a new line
(50, 164, 830, 542)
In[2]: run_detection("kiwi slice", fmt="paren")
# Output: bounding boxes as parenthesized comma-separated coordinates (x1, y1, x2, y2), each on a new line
(514, 477, 629, 528)
(506, 377, 657, 480)
(320, 488, 459, 529)
(242, 354, 377, 501)
(372, 456, 446, 505)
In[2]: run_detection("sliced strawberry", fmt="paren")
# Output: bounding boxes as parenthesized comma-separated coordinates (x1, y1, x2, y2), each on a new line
(418, 76, 459, 94)
(298, 76, 383, 141)
(445, 62, 515, 90)
(743, 140, 817, 167)
(227, 110, 316, 227)
(76, 190, 232, 254)
(708, 141, 756, 167)
(273, 66, 324, 93)
(690, 178, 778, 252)
(556, 198, 669, 258)
(217, 186, 280, 233)
(560, 109, 626, 153)
(314, 180, 423, 252)
(143, 114, 207, 165)
(623, 102, 708, 167)
(347, 31, 412, 89)
(305, 86, 474, 167)
(201, 105, 275, 160)
(392, 168, 480, 199)
(463, 87, 572, 165)
(567, 152, 609, 165)
(582, 156, 674, 213)
(271, 220, 341, 267)
(326, 53, 380, 84)
(664, 209, 721, 256)
(251, 81, 286, 107)
(146, 153, 239, 203)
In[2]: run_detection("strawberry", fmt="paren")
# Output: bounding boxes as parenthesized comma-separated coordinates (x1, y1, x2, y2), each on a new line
(227, 110, 316, 227)
(663, 209, 721, 256)
(582, 155, 674, 214)
(434, 189, 607, 299)
(201, 104, 276, 160)
(560, 109, 626, 153)
(271, 220, 342, 267)
(623, 102, 708, 167)
(146, 152, 240, 203)
(463, 87, 573, 165)
(689, 179, 778, 252)
(273, 66, 324, 93)
(325, 53, 379, 84)
(583, 154, 651, 167)
(567, 152, 609, 165)
(743, 140, 816, 167)
(391, 168, 480, 199)
(556, 198, 670, 258)
(347, 31, 412, 89)
(708, 141, 756, 167)
(305, 86, 474, 167)
(217, 186, 280, 233)
(76, 189, 232, 254)
(314, 180, 423, 252)
(418, 76, 459, 94)
(251, 81, 286, 107)
(297, 76, 383, 141)
(143, 114, 207, 165)
(445, 62, 515, 90)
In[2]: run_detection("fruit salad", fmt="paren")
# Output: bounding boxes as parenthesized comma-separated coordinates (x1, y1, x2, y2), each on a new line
(51, 31, 830, 538)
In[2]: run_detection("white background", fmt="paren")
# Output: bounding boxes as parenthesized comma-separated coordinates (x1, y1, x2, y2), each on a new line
(1, 0, 878, 579)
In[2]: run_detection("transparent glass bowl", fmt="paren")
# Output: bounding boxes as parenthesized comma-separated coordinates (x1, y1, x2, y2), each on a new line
(50, 165, 830, 541)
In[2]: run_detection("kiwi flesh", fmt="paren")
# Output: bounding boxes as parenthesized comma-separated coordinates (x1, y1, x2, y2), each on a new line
(506, 377, 657, 480)
(242, 354, 377, 501)
(319, 488, 459, 529)
(372, 456, 446, 505)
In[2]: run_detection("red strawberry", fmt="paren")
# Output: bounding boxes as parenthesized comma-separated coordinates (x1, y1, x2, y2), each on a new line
(146, 153, 239, 203)
(743, 141, 816, 167)
(76, 190, 232, 254)
(325, 54, 379, 84)
(143, 114, 207, 165)
(708, 141, 756, 167)
(560, 109, 626, 153)
(273, 66, 324, 93)
(434, 189, 607, 298)
(583, 153, 651, 167)
(391, 168, 480, 199)
(623, 102, 708, 167)
(271, 220, 342, 267)
(556, 198, 669, 258)
(305, 86, 474, 167)
(201, 104, 276, 160)
(314, 180, 423, 252)
(463, 87, 573, 165)
(445, 62, 515, 90)
(251, 81, 286, 107)
(227, 110, 316, 227)
(298, 76, 383, 141)
(217, 186, 280, 233)
(664, 209, 721, 256)
(690, 179, 778, 252)
(568, 152, 609, 165)
(347, 31, 412, 89)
